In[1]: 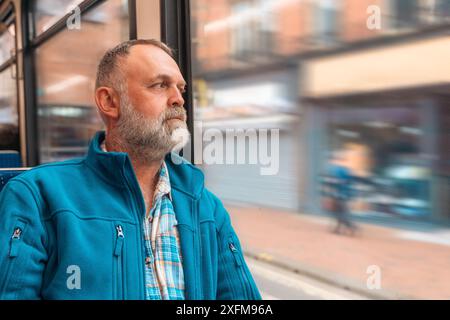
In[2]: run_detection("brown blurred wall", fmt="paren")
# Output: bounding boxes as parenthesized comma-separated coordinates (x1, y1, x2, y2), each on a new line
(194, 0, 385, 73)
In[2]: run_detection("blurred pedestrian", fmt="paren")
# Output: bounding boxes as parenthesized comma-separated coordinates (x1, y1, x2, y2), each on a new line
(322, 151, 358, 236)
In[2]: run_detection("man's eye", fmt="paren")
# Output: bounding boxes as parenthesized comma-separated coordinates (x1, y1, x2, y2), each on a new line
(152, 82, 167, 89)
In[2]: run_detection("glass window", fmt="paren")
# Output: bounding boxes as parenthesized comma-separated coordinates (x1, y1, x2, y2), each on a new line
(313, 0, 341, 45)
(229, 0, 275, 59)
(386, 0, 450, 29)
(35, 0, 130, 163)
(0, 65, 19, 152)
(0, 22, 15, 66)
(436, 0, 450, 21)
(191, 0, 450, 300)
(0, 8, 20, 168)
(393, 0, 419, 28)
(32, 0, 84, 37)
(230, 1, 253, 58)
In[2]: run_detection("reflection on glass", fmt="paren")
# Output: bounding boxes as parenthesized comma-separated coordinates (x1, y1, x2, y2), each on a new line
(32, 0, 84, 36)
(0, 22, 15, 66)
(35, 0, 129, 163)
(0, 66, 19, 152)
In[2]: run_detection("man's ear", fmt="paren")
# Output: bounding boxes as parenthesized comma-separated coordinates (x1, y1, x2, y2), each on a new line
(95, 86, 120, 122)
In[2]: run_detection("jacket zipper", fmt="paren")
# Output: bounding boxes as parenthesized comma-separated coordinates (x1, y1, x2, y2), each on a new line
(10, 228, 23, 258)
(114, 224, 124, 299)
(194, 199, 202, 299)
(229, 239, 254, 299)
(124, 167, 146, 299)
(0, 226, 24, 296)
(229, 242, 242, 266)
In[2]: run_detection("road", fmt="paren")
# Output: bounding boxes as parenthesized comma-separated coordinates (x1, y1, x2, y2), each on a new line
(246, 257, 369, 300)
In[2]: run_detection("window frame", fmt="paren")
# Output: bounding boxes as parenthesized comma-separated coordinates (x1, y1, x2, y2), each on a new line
(0, 1, 21, 158)
(22, 0, 137, 166)
(21, 0, 191, 165)
(0, 4, 17, 72)
(160, 0, 194, 161)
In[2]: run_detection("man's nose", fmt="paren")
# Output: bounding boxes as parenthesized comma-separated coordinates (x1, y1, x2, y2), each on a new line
(168, 86, 185, 107)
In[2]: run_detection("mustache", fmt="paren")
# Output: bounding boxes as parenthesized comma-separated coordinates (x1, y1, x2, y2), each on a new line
(163, 107, 186, 121)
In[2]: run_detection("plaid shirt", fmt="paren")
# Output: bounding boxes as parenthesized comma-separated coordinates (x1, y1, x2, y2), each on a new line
(101, 142, 185, 300)
(143, 162, 184, 300)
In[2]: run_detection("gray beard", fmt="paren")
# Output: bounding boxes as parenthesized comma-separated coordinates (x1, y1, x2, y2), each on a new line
(114, 95, 189, 163)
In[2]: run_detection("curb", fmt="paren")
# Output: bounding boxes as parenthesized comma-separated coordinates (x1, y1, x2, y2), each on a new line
(244, 249, 413, 300)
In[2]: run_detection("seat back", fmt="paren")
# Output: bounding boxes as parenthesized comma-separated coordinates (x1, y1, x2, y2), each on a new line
(0, 151, 22, 168)
(0, 169, 29, 193)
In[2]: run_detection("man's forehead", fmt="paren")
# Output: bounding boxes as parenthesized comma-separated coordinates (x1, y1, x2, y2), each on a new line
(127, 44, 178, 68)
(124, 45, 183, 79)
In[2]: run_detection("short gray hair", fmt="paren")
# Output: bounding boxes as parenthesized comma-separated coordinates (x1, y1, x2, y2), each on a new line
(95, 39, 174, 91)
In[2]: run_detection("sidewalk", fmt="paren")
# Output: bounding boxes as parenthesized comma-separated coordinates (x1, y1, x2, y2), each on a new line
(227, 204, 450, 300)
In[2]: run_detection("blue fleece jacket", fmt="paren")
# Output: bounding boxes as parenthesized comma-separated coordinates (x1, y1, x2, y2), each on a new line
(0, 131, 261, 300)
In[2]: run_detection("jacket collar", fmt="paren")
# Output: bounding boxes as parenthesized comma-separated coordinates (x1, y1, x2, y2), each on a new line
(85, 131, 204, 199)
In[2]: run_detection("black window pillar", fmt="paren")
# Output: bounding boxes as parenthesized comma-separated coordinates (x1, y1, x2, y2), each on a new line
(160, 0, 194, 161)
(21, 0, 39, 166)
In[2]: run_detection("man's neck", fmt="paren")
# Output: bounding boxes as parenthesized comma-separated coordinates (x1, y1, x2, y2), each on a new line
(105, 133, 163, 213)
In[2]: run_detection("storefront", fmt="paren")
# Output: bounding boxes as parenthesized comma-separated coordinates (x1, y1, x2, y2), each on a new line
(192, 69, 303, 211)
(302, 36, 450, 224)
(306, 97, 441, 222)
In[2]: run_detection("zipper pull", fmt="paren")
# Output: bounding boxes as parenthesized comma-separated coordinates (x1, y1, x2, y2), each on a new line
(10, 227, 22, 258)
(116, 225, 124, 238)
(114, 225, 124, 257)
(12, 227, 22, 240)
(229, 242, 242, 266)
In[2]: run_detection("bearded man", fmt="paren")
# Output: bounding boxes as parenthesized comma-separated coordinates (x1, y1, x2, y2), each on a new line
(0, 39, 261, 300)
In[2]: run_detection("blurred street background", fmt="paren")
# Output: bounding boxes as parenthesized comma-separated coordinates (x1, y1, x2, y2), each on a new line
(2, 0, 450, 299)
(230, 206, 450, 299)
(191, 0, 450, 299)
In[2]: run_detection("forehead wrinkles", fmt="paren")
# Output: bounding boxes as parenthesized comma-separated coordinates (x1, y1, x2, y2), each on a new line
(130, 47, 182, 78)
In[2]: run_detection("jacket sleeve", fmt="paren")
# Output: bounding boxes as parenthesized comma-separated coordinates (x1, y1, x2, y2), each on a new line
(0, 179, 47, 300)
(212, 193, 262, 300)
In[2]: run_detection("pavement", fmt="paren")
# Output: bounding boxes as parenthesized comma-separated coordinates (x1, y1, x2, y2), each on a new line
(226, 204, 450, 300)
(247, 257, 370, 300)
